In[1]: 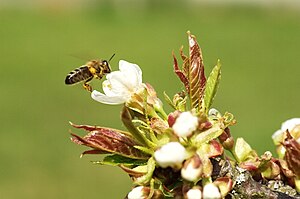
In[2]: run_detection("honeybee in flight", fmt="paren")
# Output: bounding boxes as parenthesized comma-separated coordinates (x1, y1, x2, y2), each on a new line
(65, 54, 115, 92)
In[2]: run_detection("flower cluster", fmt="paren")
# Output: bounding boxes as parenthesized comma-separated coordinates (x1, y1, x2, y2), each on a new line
(69, 32, 300, 198)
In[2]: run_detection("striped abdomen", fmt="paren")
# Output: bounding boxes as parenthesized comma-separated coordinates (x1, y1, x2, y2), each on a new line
(65, 66, 93, 85)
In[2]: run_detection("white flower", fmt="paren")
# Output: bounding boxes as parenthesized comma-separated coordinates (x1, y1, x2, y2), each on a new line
(127, 186, 146, 199)
(172, 111, 198, 137)
(154, 142, 187, 169)
(202, 183, 221, 199)
(187, 187, 202, 199)
(91, 60, 143, 105)
(280, 118, 300, 132)
(272, 118, 300, 144)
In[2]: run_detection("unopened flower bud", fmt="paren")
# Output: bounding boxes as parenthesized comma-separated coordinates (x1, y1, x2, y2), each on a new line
(154, 142, 187, 169)
(186, 186, 202, 199)
(127, 186, 163, 199)
(218, 127, 234, 150)
(127, 186, 146, 199)
(181, 154, 203, 182)
(168, 111, 181, 127)
(172, 111, 198, 137)
(203, 183, 221, 199)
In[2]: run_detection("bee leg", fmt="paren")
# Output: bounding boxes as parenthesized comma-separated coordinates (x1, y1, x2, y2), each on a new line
(83, 83, 92, 92)
(83, 77, 93, 92)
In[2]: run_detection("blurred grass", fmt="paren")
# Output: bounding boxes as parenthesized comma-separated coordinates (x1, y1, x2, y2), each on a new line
(0, 2, 300, 198)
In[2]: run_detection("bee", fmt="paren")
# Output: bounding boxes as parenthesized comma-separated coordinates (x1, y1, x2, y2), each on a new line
(65, 54, 115, 92)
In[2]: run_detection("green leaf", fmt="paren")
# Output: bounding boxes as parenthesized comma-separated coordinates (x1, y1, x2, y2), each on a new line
(97, 154, 147, 166)
(134, 146, 154, 155)
(203, 59, 221, 113)
(192, 125, 224, 146)
(134, 157, 156, 185)
(121, 106, 150, 147)
(234, 138, 257, 163)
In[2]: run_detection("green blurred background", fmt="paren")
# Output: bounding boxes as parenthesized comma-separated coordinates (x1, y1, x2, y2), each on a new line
(1, 0, 300, 198)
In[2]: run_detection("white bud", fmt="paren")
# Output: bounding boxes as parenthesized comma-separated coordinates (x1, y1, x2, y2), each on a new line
(154, 142, 187, 169)
(172, 111, 198, 137)
(187, 187, 202, 199)
(181, 155, 202, 182)
(203, 183, 221, 199)
(127, 186, 146, 199)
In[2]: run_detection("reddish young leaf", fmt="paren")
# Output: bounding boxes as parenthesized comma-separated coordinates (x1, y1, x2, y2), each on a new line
(172, 32, 207, 110)
(187, 32, 206, 109)
(282, 131, 300, 176)
(70, 123, 149, 159)
(180, 46, 189, 77)
(173, 52, 189, 92)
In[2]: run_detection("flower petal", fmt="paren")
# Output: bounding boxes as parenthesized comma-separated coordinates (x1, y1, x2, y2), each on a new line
(281, 118, 300, 132)
(102, 79, 131, 98)
(91, 90, 127, 105)
(119, 60, 142, 91)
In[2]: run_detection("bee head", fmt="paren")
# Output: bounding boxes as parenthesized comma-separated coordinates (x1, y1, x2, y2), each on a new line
(103, 54, 115, 73)
(102, 60, 111, 73)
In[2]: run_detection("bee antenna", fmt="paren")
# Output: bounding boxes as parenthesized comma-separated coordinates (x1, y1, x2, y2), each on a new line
(108, 53, 116, 62)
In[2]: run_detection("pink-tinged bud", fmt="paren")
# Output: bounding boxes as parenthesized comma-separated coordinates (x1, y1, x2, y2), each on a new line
(168, 111, 181, 127)
(282, 131, 300, 177)
(186, 186, 202, 199)
(218, 127, 234, 150)
(221, 137, 234, 151)
(154, 142, 187, 169)
(199, 121, 213, 130)
(127, 186, 163, 199)
(203, 183, 221, 199)
(181, 154, 203, 182)
(172, 111, 199, 137)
